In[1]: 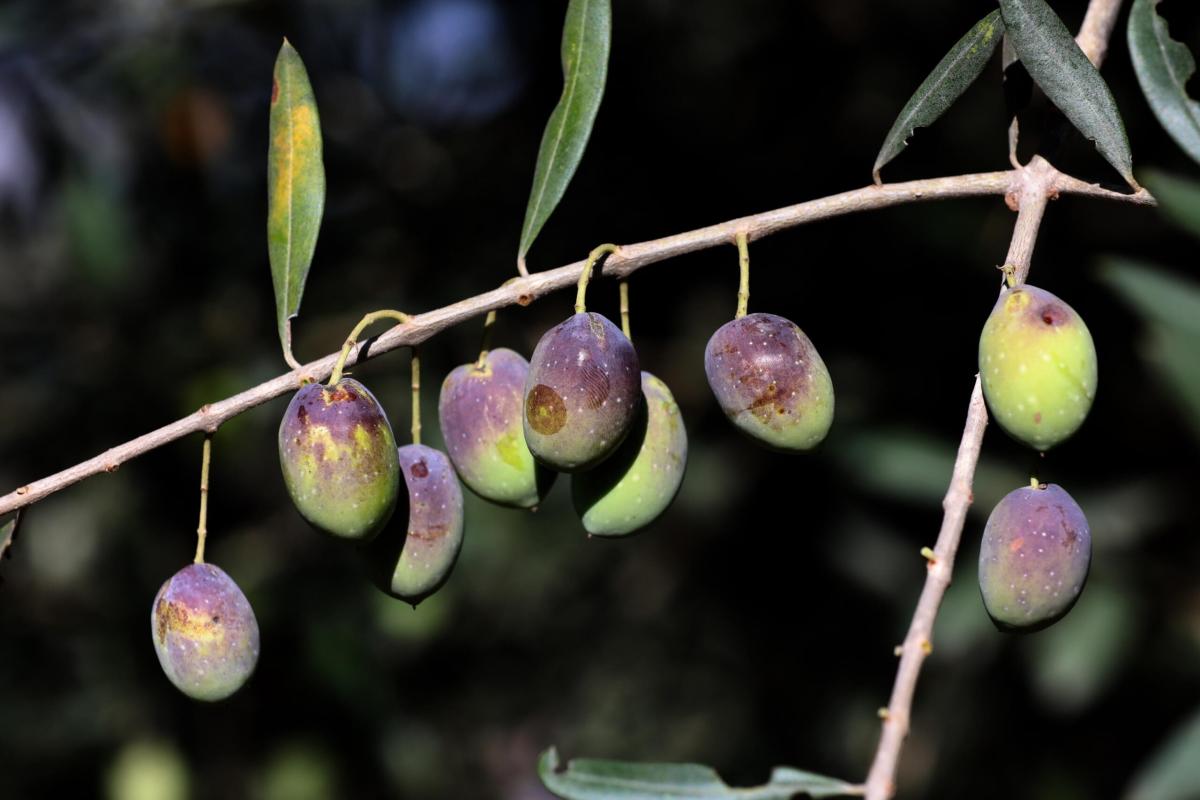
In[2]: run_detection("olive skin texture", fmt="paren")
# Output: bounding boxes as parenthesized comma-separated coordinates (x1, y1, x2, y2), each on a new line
(278, 378, 401, 541)
(978, 483, 1091, 633)
(523, 312, 641, 473)
(151, 562, 260, 701)
(572, 372, 688, 537)
(364, 444, 465, 606)
(979, 284, 1097, 451)
(439, 348, 556, 508)
(703, 312, 834, 452)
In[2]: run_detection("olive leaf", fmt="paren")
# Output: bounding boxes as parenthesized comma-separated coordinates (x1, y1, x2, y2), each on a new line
(1128, 0, 1200, 167)
(1141, 169, 1200, 240)
(267, 39, 326, 368)
(517, 0, 611, 271)
(1126, 705, 1200, 800)
(998, 0, 1135, 187)
(537, 747, 860, 799)
(873, 10, 1004, 183)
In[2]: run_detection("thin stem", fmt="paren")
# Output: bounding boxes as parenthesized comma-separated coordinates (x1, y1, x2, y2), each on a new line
(329, 310, 412, 385)
(575, 243, 620, 313)
(517, 255, 530, 278)
(619, 282, 631, 340)
(735, 231, 750, 319)
(862, 161, 1053, 800)
(0, 166, 1152, 519)
(411, 348, 421, 446)
(194, 434, 212, 565)
(283, 319, 303, 371)
(475, 311, 498, 370)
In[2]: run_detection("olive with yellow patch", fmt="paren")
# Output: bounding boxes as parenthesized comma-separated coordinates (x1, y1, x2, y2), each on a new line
(278, 378, 400, 541)
(978, 483, 1091, 632)
(979, 284, 1097, 451)
(151, 562, 260, 701)
(572, 372, 687, 536)
(524, 312, 641, 472)
(364, 444, 464, 605)
(703, 312, 834, 452)
(439, 348, 556, 508)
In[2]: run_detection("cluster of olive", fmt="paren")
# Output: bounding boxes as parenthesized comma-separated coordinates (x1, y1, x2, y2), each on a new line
(976, 281, 1097, 632)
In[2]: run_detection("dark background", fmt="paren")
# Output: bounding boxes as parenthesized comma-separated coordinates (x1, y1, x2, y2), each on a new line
(2, 1, 1199, 798)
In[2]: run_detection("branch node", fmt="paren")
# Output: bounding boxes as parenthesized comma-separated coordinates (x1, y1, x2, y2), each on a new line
(893, 645, 903, 657)
(877, 707, 891, 721)
(920, 546, 937, 565)
(920, 639, 933, 655)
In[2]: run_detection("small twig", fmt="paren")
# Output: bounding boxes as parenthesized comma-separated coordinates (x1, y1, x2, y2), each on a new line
(619, 282, 632, 340)
(411, 348, 422, 446)
(734, 232, 750, 319)
(0, 167, 1151, 519)
(194, 434, 212, 564)
(860, 130, 1059, 800)
(1076, 0, 1123, 68)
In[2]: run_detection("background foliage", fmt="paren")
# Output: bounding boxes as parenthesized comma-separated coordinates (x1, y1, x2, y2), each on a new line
(1, 1, 1199, 798)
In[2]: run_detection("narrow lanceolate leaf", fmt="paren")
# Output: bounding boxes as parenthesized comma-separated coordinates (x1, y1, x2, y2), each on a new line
(1126, 705, 1200, 800)
(537, 748, 861, 800)
(267, 39, 326, 367)
(873, 11, 1004, 183)
(1128, 0, 1200, 167)
(1141, 169, 1200, 240)
(998, 0, 1134, 186)
(517, 0, 611, 268)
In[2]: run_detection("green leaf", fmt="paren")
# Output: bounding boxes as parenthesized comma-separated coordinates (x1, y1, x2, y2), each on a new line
(999, 0, 1134, 186)
(1100, 259, 1200, 439)
(537, 748, 860, 800)
(873, 11, 1004, 182)
(1126, 706, 1200, 800)
(267, 39, 326, 367)
(517, 0, 611, 269)
(1141, 169, 1200, 240)
(1128, 0, 1200, 167)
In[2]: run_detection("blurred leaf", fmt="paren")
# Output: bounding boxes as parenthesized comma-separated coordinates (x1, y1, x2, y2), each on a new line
(267, 39, 326, 367)
(1100, 259, 1200, 438)
(517, 0, 611, 268)
(1126, 706, 1200, 800)
(873, 11, 1004, 182)
(1128, 0, 1200, 167)
(999, 0, 1134, 186)
(105, 740, 189, 800)
(1141, 169, 1200, 240)
(1101, 258, 1200, 335)
(834, 430, 1025, 512)
(1024, 581, 1135, 714)
(538, 748, 860, 799)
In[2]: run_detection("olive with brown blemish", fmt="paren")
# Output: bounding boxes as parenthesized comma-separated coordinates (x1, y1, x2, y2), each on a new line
(979, 284, 1097, 451)
(150, 562, 260, 701)
(439, 348, 556, 508)
(978, 482, 1091, 632)
(278, 378, 401, 541)
(363, 444, 464, 605)
(523, 312, 641, 472)
(704, 312, 834, 452)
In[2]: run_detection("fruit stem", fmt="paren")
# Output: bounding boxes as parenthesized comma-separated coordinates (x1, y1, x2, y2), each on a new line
(574, 243, 620, 314)
(330, 310, 412, 385)
(194, 433, 212, 564)
(475, 310, 498, 370)
(411, 348, 422, 446)
(619, 281, 632, 340)
(735, 231, 750, 319)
